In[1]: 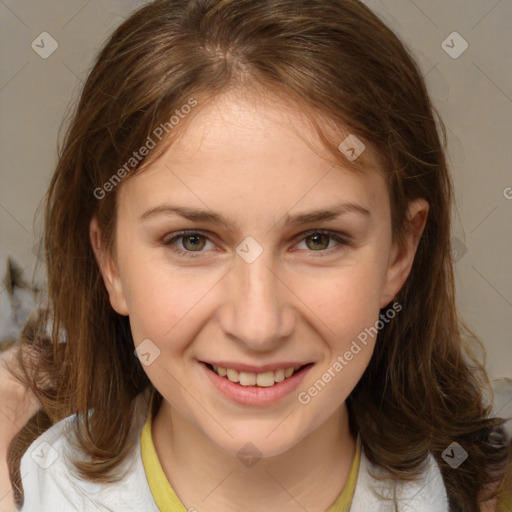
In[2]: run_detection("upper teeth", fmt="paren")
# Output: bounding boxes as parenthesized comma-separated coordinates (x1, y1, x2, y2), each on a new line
(212, 365, 301, 387)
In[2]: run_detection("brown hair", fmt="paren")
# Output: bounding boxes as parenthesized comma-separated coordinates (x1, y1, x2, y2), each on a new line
(10, 0, 510, 510)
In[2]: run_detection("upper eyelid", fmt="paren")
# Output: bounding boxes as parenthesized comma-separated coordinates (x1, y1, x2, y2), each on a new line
(164, 229, 350, 250)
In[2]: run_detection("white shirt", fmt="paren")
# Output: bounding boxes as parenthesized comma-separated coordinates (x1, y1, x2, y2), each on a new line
(19, 394, 449, 512)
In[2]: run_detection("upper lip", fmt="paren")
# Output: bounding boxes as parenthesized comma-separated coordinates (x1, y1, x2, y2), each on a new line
(201, 361, 312, 373)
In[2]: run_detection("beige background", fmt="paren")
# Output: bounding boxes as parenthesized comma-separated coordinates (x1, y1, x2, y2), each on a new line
(1, 0, 511, 380)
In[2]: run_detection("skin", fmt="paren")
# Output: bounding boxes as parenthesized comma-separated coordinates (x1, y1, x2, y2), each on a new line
(90, 89, 429, 512)
(0, 347, 41, 512)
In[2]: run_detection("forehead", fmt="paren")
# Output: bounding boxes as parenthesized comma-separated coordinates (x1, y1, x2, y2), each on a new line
(118, 89, 389, 223)
(165, 88, 378, 168)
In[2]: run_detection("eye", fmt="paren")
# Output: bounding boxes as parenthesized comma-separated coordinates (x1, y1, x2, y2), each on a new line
(294, 230, 351, 256)
(162, 231, 216, 258)
(162, 229, 352, 260)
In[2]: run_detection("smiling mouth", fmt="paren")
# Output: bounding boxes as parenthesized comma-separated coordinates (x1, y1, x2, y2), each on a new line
(204, 363, 312, 387)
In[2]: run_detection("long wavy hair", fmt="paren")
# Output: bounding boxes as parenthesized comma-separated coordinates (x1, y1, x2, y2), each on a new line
(9, 0, 510, 510)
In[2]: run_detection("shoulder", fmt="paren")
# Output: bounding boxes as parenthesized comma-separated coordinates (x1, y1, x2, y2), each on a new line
(18, 392, 158, 512)
(351, 447, 449, 511)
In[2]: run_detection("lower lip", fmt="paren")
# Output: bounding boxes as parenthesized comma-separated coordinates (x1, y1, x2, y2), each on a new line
(200, 362, 313, 406)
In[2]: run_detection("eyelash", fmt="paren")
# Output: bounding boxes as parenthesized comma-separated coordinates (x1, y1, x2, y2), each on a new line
(161, 230, 352, 259)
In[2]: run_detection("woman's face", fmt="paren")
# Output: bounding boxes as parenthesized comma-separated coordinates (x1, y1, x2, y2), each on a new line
(92, 89, 425, 458)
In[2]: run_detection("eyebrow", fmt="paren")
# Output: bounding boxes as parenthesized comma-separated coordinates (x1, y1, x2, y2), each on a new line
(139, 203, 371, 229)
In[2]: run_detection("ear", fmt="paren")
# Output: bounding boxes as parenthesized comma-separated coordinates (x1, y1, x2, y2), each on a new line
(379, 198, 429, 308)
(89, 216, 129, 316)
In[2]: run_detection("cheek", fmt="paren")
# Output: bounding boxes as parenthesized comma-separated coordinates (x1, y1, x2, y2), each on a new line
(295, 266, 386, 413)
(121, 255, 221, 346)
(292, 258, 387, 342)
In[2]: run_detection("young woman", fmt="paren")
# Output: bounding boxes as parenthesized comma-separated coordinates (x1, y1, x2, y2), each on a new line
(5, 1, 510, 511)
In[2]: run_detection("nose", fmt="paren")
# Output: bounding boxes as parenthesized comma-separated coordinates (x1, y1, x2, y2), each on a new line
(219, 249, 296, 352)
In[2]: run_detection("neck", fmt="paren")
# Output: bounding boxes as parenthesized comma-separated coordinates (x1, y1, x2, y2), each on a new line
(152, 401, 356, 512)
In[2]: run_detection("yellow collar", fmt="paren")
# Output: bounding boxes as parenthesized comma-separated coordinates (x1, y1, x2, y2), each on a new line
(141, 407, 361, 512)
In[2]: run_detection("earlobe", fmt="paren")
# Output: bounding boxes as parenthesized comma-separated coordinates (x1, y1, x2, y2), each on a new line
(89, 217, 129, 316)
(380, 198, 429, 308)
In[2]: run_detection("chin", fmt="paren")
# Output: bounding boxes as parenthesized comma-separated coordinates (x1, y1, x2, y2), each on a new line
(207, 419, 309, 460)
